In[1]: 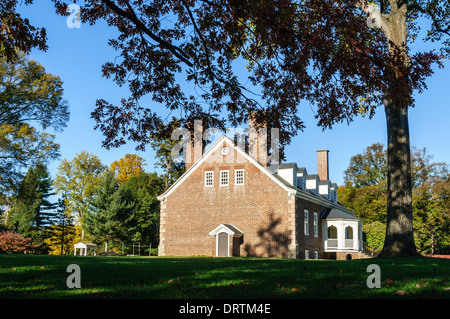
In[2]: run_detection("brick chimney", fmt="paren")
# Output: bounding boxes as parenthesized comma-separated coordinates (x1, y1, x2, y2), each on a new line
(185, 119, 203, 170)
(249, 112, 268, 166)
(317, 149, 329, 181)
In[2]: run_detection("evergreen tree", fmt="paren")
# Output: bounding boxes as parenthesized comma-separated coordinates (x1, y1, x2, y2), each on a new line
(122, 171, 164, 246)
(9, 162, 57, 251)
(84, 170, 164, 252)
(84, 170, 128, 252)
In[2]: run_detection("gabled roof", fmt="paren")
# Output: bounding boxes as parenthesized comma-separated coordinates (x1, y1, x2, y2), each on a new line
(321, 208, 362, 221)
(156, 134, 357, 216)
(209, 224, 244, 237)
(74, 242, 97, 248)
(157, 135, 297, 201)
(278, 162, 297, 169)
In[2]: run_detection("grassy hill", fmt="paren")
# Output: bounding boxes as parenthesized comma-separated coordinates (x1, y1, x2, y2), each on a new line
(0, 254, 448, 299)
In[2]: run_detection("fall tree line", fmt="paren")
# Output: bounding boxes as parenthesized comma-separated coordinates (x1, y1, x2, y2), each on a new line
(0, 51, 184, 254)
(0, 152, 171, 255)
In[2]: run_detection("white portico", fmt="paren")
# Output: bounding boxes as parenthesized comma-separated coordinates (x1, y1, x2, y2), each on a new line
(321, 208, 363, 253)
(74, 242, 97, 256)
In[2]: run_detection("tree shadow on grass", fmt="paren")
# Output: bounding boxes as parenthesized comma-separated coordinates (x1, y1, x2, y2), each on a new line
(0, 254, 449, 299)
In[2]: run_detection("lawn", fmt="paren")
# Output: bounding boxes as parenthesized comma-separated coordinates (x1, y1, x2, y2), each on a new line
(0, 254, 448, 299)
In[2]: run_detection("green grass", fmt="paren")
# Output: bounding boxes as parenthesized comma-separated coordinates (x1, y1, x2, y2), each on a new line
(0, 254, 448, 299)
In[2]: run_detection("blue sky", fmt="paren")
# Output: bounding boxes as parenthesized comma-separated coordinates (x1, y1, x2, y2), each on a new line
(18, 1, 450, 186)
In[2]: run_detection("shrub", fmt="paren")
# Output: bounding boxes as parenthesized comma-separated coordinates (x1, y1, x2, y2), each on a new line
(363, 221, 386, 252)
(0, 231, 37, 254)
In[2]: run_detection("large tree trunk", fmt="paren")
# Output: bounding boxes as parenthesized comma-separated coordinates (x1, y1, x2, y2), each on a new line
(362, 0, 419, 257)
(379, 99, 418, 257)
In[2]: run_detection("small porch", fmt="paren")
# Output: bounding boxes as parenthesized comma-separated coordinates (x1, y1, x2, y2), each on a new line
(74, 242, 97, 256)
(321, 208, 363, 259)
(209, 224, 244, 257)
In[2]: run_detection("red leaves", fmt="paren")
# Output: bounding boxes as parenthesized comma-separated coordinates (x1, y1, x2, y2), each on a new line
(0, 231, 38, 254)
(0, 0, 48, 61)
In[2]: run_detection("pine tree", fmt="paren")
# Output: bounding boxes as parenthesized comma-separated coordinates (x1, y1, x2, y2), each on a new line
(9, 162, 57, 250)
(84, 170, 124, 252)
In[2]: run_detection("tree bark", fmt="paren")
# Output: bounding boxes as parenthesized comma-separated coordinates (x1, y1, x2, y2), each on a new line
(379, 98, 418, 257)
(361, 0, 419, 257)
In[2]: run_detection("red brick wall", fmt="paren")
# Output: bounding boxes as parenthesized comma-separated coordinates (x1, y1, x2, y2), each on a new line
(295, 199, 327, 259)
(159, 141, 295, 257)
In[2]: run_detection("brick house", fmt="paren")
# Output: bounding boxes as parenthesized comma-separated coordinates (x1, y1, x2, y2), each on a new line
(157, 119, 363, 260)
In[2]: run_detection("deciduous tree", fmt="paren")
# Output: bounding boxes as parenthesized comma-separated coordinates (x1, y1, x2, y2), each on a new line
(0, 54, 68, 193)
(54, 151, 107, 239)
(339, 143, 450, 254)
(0, 231, 37, 253)
(0, 1, 48, 61)
(150, 120, 186, 190)
(110, 153, 146, 184)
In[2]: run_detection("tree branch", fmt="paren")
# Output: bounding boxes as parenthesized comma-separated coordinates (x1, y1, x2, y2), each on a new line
(101, 0, 193, 67)
(356, 0, 392, 39)
(180, 0, 262, 109)
(407, 3, 450, 37)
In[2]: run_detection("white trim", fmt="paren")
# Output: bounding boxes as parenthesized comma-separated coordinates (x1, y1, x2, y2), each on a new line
(322, 220, 362, 252)
(304, 210, 309, 236)
(313, 212, 318, 237)
(235, 169, 244, 185)
(205, 171, 214, 187)
(209, 223, 244, 257)
(209, 223, 243, 237)
(221, 146, 230, 155)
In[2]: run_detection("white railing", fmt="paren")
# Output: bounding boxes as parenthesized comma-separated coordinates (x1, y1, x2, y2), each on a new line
(325, 239, 338, 249)
(345, 239, 354, 249)
(324, 239, 357, 250)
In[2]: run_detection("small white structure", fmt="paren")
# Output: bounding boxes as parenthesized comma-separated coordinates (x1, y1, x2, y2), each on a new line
(74, 242, 97, 256)
(321, 208, 363, 252)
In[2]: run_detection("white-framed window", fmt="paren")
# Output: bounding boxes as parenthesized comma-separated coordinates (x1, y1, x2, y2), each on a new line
(205, 171, 214, 187)
(304, 210, 309, 236)
(314, 251, 319, 259)
(313, 212, 318, 237)
(220, 170, 229, 186)
(305, 250, 309, 259)
(235, 169, 244, 185)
